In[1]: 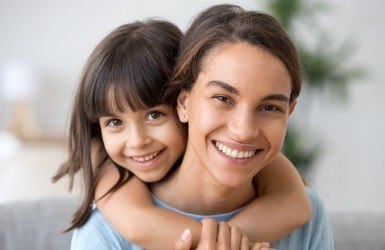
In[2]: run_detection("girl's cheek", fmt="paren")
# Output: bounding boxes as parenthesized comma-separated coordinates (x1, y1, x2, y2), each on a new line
(104, 134, 122, 155)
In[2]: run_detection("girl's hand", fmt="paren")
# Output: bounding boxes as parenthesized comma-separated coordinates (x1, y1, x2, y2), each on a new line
(174, 218, 273, 250)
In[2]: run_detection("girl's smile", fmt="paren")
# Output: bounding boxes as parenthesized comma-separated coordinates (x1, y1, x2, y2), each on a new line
(125, 149, 165, 170)
(129, 150, 162, 162)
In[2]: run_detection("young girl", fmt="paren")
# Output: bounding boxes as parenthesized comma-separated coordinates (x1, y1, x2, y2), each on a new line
(53, 19, 311, 249)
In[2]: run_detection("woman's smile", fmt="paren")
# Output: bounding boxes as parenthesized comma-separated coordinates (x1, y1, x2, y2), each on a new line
(213, 140, 262, 160)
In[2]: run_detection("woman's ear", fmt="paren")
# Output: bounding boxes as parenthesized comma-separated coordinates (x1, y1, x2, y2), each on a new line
(177, 90, 189, 123)
(289, 100, 297, 116)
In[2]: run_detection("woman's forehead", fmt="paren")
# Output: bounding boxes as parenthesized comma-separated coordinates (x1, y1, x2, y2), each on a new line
(196, 42, 291, 96)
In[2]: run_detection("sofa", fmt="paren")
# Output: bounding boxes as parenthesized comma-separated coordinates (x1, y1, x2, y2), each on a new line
(1, 197, 384, 250)
(0, 197, 75, 250)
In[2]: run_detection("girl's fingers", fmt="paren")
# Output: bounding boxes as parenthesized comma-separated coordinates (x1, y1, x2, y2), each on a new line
(197, 218, 218, 249)
(250, 242, 273, 250)
(217, 221, 231, 249)
(230, 226, 242, 250)
(240, 234, 251, 250)
(174, 229, 193, 250)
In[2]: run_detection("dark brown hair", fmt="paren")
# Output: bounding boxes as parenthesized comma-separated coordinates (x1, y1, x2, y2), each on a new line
(166, 4, 302, 104)
(52, 20, 182, 231)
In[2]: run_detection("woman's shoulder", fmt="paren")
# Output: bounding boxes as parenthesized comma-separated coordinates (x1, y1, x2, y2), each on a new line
(306, 187, 325, 212)
(273, 187, 335, 250)
(306, 187, 331, 225)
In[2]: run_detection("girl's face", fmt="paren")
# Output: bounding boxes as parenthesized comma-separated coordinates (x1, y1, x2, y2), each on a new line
(177, 42, 296, 188)
(99, 104, 185, 183)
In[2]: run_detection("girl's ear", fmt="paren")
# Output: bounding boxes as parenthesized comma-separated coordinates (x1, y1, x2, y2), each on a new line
(177, 90, 189, 123)
(289, 100, 297, 115)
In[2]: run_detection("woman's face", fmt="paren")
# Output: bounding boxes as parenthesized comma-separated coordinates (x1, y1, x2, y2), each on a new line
(177, 42, 296, 188)
(99, 104, 185, 183)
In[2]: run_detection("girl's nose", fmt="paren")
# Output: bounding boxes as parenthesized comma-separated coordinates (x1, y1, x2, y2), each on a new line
(125, 125, 152, 149)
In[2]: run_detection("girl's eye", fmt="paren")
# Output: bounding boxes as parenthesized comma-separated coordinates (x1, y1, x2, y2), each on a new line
(213, 95, 233, 105)
(106, 119, 123, 127)
(147, 111, 164, 121)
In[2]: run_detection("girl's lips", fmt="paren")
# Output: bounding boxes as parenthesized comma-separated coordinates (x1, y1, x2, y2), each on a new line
(131, 150, 161, 162)
(127, 149, 165, 168)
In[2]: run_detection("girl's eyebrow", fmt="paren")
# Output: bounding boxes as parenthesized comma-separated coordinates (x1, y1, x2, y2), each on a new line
(100, 111, 120, 117)
(206, 80, 239, 95)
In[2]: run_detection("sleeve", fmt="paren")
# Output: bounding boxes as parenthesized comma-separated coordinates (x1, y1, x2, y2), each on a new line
(271, 188, 335, 250)
(71, 229, 110, 250)
(70, 209, 142, 250)
(71, 228, 112, 250)
(307, 188, 335, 250)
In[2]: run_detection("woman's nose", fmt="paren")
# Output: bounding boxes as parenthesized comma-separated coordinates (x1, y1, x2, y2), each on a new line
(228, 110, 258, 142)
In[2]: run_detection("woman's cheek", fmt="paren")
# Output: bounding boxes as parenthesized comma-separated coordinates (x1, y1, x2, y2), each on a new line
(265, 120, 289, 149)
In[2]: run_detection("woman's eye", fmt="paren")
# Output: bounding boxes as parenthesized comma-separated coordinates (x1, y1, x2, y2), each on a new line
(147, 111, 164, 121)
(107, 119, 123, 127)
(213, 95, 233, 105)
(261, 105, 281, 112)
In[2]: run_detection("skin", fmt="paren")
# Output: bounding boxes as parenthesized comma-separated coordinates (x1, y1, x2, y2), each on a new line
(174, 218, 272, 250)
(151, 40, 296, 224)
(95, 147, 309, 249)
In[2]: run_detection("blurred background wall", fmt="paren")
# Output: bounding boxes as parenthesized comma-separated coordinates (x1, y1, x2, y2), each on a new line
(0, 0, 384, 213)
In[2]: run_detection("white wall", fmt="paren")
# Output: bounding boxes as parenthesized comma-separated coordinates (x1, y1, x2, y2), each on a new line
(304, 0, 385, 212)
(0, 0, 263, 133)
(0, 0, 384, 212)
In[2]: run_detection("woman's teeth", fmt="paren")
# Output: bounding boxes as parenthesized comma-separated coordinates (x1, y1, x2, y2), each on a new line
(132, 151, 159, 162)
(215, 142, 256, 159)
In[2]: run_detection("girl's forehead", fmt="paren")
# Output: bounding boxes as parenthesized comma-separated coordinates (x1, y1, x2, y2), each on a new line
(102, 88, 177, 116)
(103, 84, 149, 114)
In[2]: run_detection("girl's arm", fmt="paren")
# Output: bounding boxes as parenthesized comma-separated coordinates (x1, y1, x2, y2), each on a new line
(228, 153, 312, 242)
(95, 153, 310, 249)
(95, 163, 202, 249)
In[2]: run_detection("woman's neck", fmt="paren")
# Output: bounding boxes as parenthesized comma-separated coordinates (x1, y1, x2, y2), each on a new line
(151, 150, 256, 215)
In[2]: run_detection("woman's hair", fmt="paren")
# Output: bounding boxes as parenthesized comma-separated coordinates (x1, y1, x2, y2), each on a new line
(166, 4, 302, 104)
(52, 20, 182, 231)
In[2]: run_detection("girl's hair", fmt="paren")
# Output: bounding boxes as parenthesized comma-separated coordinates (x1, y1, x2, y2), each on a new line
(166, 4, 302, 104)
(52, 20, 182, 231)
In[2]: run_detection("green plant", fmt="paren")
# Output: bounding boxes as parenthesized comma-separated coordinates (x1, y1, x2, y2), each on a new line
(264, 0, 365, 175)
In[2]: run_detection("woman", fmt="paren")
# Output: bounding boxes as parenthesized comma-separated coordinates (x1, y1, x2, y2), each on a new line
(154, 4, 334, 249)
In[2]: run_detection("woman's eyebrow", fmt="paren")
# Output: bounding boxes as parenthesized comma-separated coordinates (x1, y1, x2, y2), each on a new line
(206, 81, 289, 103)
(206, 80, 239, 95)
(261, 94, 289, 103)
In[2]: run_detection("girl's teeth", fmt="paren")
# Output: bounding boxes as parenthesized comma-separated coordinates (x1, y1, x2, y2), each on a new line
(215, 141, 256, 159)
(132, 152, 159, 162)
